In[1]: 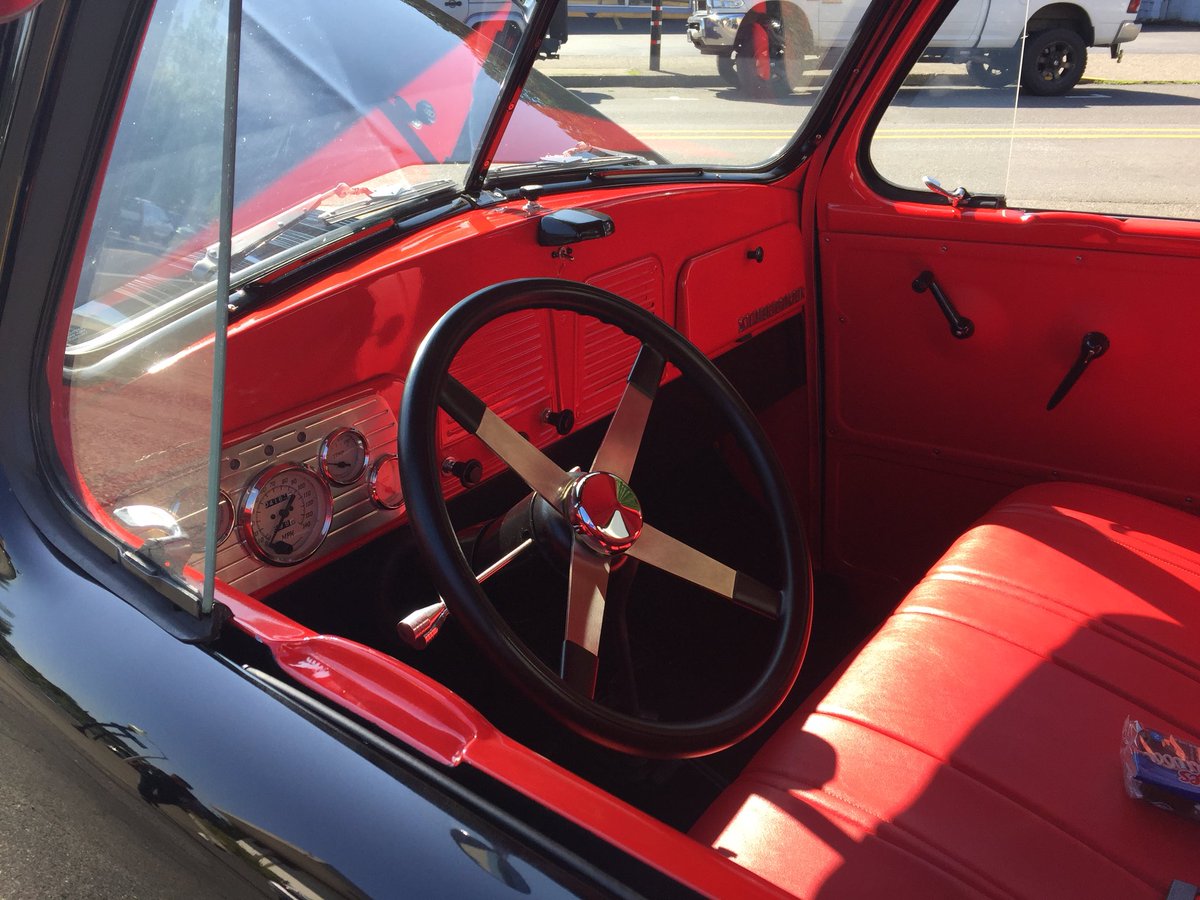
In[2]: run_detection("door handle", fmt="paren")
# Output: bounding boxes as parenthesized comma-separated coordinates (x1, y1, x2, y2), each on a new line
(1046, 331, 1109, 411)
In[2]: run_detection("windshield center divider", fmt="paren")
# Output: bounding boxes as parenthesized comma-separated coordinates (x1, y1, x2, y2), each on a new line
(464, 0, 569, 197)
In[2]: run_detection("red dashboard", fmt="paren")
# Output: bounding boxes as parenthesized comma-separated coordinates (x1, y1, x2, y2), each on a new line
(198, 182, 808, 594)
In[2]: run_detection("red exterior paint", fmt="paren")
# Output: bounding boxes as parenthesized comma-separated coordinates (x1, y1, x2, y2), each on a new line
(215, 580, 793, 897)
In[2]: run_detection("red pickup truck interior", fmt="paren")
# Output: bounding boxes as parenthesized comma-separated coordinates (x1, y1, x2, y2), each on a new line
(35, 0, 1200, 894)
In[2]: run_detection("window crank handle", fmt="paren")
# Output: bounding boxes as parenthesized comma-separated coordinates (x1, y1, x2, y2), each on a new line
(912, 271, 974, 340)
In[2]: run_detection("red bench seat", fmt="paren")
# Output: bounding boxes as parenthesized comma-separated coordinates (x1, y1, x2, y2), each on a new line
(693, 483, 1200, 898)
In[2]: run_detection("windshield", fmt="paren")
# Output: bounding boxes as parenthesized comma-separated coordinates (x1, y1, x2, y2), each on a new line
(68, 0, 875, 359)
(69, 0, 561, 357)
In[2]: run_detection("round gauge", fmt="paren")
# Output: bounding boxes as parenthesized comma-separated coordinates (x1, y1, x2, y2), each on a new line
(168, 486, 236, 546)
(318, 427, 370, 486)
(368, 454, 405, 511)
(214, 490, 235, 545)
(239, 463, 333, 566)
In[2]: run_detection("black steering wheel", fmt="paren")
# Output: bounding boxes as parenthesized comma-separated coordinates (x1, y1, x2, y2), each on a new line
(399, 278, 811, 757)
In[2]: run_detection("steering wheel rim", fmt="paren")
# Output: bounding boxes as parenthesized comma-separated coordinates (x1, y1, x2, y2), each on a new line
(399, 278, 812, 757)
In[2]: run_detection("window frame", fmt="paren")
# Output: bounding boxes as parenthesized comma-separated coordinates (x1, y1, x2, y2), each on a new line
(856, 2, 1200, 224)
(0, 0, 220, 635)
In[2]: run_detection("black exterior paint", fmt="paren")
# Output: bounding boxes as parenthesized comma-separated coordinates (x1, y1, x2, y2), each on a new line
(0, 3, 592, 895)
(0, 468, 588, 896)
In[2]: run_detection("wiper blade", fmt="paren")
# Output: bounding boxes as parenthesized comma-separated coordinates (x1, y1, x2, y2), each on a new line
(191, 179, 458, 284)
(488, 150, 655, 182)
(191, 183, 372, 281)
(227, 181, 465, 309)
(321, 179, 459, 226)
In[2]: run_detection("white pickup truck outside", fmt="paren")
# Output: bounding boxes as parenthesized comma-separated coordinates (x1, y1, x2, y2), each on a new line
(685, 0, 1143, 96)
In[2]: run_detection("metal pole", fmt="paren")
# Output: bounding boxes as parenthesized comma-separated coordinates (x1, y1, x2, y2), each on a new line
(650, 0, 662, 71)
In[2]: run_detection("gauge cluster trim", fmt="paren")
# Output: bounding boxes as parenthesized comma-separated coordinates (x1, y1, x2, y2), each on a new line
(199, 391, 402, 595)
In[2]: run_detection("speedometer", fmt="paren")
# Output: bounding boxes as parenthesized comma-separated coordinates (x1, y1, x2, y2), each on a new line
(239, 463, 333, 566)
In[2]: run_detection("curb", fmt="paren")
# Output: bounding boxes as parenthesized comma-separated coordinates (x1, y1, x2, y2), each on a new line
(1081, 77, 1200, 85)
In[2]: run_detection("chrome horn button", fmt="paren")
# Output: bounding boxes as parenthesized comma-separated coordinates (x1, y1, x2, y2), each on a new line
(567, 471, 644, 555)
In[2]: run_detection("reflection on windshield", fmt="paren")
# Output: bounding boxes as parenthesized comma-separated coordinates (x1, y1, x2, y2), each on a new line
(67, 0, 523, 355)
(490, 2, 862, 173)
(67, 0, 879, 358)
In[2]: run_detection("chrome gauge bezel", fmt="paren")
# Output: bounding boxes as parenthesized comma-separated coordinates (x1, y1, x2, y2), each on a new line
(215, 490, 235, 545)
(318, 426, 370, 486)
(367, 453, 405, 511)
(239, 463, 333, 566)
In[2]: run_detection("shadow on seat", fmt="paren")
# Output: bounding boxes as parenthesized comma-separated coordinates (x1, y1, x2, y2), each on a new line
(693, 483, 1200, 898)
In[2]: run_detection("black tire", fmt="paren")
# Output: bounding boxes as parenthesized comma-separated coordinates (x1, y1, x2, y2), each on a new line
(717, 54, 737, 87)
(496, 20, 520, 53)
(734, 12, 807, 99)
(965, 51, 1016, 88)
(1020, 27, 1086, 96)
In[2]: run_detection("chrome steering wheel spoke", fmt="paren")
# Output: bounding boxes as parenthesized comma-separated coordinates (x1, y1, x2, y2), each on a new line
(591, 344, 665, 484)
(440, 376, 571, 503)
(562, 539, 611, 698)
(626, 524, 780, 619)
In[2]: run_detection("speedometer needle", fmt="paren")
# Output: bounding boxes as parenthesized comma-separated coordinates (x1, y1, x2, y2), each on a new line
(271, 495, 295, 540)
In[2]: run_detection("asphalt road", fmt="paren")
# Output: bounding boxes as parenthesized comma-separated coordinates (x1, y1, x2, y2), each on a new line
(543, 25, 1200, 219)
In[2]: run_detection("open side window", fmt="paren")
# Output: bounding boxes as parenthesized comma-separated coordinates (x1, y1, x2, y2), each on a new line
(46, 0, 234, 615)
(863, 2, 1189, 220)
(42, 0, 554, 617)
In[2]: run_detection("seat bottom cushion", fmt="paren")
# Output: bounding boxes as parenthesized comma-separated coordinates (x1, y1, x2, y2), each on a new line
(693, 483, 1200, 898)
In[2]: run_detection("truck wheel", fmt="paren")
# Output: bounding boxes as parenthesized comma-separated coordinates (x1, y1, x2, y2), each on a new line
(1020, 27, 1086, 96)
(734, 12, 806, 99)
(717, 54, 738, 87)
(966, 52, 1016, 88)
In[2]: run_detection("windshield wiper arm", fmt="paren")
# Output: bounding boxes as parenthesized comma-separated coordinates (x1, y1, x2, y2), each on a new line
(488, 152, 655, 182)
(321, 179, 458, 226)
(191, 180, 458, 284)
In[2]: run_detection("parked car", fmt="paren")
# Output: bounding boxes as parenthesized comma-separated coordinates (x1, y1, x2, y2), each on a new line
(686, 0, 1142, 96)
(0, 0, 1197, 896)
(110, 196, 175, 246)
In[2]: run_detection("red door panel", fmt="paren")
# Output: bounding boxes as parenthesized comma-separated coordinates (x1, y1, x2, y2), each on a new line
(815, 162, 1200, 591)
